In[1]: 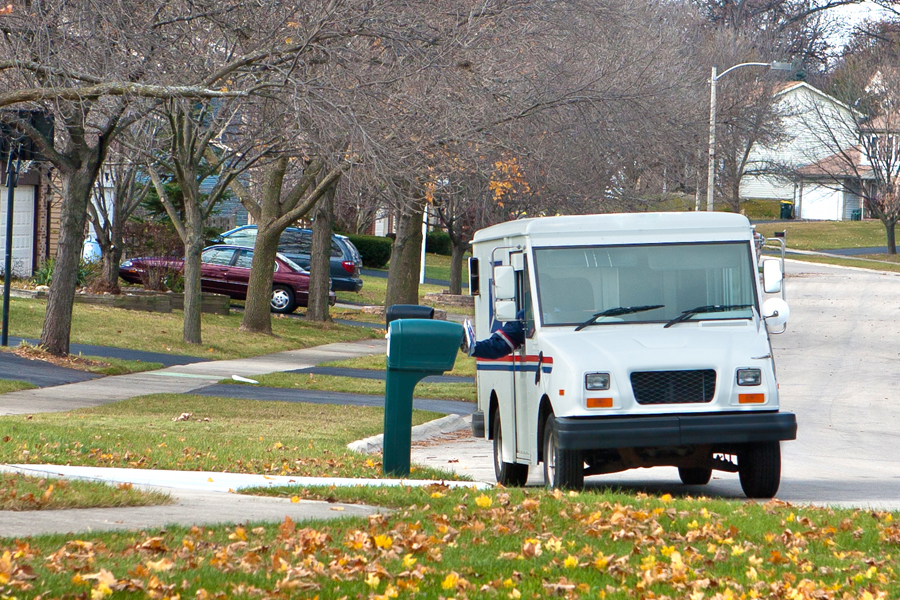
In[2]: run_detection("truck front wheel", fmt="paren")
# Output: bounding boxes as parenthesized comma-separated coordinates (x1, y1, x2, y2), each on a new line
(738, 441, 781, 498)
(543, 414, 584, 490)
(492, 410, 529, 486)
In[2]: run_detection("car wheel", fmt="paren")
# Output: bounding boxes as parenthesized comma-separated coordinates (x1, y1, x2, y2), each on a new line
(738, 441, 781, 498)
(492, 407, 529, 487)
(678, 467, 712, 485)
(270, 285, 296, 314)
(542, 414, 583, 490)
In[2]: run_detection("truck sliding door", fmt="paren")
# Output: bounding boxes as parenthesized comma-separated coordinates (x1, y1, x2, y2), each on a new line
(512, 252, 536, 463)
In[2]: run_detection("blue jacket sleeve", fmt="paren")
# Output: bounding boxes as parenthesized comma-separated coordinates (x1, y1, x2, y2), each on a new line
(472, 319, 525, 359)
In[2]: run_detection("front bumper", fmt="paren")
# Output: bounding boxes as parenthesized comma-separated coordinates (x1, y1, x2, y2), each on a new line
(554, 411, 796, 451)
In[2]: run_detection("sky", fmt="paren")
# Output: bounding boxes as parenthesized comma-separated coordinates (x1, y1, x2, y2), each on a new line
(829, 1, 894, 47)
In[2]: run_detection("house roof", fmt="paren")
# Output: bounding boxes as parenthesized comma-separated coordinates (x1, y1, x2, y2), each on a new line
(798, 146, 874, 180)
(773, 81, 858, 116)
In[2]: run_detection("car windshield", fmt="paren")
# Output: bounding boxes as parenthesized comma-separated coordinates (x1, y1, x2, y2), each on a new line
(533, 242, 756, 327)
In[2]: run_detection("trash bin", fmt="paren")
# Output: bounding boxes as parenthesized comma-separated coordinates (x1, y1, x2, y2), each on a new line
(851, 209, 861, 221)
(780, 201, 794, 220)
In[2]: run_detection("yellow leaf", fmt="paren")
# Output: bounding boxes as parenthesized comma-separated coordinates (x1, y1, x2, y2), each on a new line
(207, 477, 214, 482)
(291, 495, 300, 503)
(228, 527, 247, 541)
(508, 588, 522, 599)
(442, 572, 460, 590)
(374, 534, 393, 550)
(660, 493, 673, 503)
(564, 555, 578, 568)
(431, 491, 445, 498)
(475, 494, 492, 508)
(146, 558, 175, 572)
(366, 572, 381, 588)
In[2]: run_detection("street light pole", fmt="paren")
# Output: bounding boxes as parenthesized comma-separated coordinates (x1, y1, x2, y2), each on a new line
(705, 61, 793, 212)
(706, 65, 717, 212)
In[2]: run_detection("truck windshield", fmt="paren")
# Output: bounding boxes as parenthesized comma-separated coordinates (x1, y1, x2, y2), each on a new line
(533, 242, 756, 327)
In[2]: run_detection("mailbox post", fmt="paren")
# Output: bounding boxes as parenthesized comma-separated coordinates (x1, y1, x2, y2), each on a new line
(383, 318, 464, 476)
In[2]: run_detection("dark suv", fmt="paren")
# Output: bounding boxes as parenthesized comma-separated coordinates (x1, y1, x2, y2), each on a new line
(214, 226, 363, 292)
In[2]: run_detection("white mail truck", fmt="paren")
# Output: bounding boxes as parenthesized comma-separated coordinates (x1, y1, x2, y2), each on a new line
(467, 212, 796, 498)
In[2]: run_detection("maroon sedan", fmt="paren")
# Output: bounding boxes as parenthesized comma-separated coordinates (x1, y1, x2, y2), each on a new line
(119, 245, 336, 313)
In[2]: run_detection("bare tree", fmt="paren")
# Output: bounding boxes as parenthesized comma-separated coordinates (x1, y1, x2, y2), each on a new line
(0, 0, 309, 354)
(792, 50, 900, 253)
(87, 130, 155, 293)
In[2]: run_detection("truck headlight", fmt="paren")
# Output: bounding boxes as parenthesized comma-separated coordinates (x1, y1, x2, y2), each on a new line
(736, 368, 761, 386)
(585, 372, 610, 390)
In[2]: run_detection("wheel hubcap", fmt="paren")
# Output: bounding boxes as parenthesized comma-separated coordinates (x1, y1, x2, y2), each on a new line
(545, 431, 557, 487)
(271, 290, 289, 310)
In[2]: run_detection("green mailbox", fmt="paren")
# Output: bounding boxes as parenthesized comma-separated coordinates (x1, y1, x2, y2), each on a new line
(383, 318, 464, 476)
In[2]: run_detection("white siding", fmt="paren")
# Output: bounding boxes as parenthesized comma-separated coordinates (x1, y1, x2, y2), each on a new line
(742, 84, 858, 201)
(740, 174, 794, 200)
(0, 185, 35, 276)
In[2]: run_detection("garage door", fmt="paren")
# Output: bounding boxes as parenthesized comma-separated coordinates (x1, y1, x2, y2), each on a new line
(0, 185, 35, 277)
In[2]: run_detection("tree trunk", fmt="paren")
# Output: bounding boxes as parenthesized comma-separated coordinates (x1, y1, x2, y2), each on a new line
(886, 220, 897, 255)
(40, 163, 100, 355)
(307, 185, 335, 322)
(97, 243, 123, 294)
(449, 240, 467, 295)
(240, 222, 281, 333)
(181, 199, 205, 344)
(385, 198, 425, 308)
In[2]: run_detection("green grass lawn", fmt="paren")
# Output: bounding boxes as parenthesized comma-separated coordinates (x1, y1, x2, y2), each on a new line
(225, 371, 476, 402)
(754, 220, 893, 250)
(0, 394, 455, 480)
(4, 485, 898, 599)
(0, 472, 170, 511)
(0, 379, 37, 394)
(7, 297, 379, 360)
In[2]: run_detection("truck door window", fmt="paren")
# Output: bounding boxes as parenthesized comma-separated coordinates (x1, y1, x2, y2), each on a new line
(517, 256, 535, 338)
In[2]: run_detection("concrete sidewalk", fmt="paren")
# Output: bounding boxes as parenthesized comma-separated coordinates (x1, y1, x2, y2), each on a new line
(0, 339, 387, 416)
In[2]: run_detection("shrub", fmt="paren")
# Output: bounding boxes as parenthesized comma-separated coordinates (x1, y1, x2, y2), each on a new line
(425, 230, 453, 256)
(347, 235, 392, 269)
(32, 258, 98, 288)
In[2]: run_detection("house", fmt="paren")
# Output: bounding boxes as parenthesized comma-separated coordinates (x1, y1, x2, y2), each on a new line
(740, 82, 862, 219)
(1, 111, 59, 276)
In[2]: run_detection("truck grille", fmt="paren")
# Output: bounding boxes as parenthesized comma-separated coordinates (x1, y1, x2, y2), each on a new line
(630, 370, 716, 405)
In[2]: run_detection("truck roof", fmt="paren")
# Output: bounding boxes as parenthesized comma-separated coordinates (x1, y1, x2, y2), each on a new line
(471, 212, 754, 246)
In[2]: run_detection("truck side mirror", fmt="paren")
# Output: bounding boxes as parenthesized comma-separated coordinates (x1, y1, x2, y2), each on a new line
(762, 259, 783, 294)
(493, 265, 515, 300)
(762, 298, 790, 330)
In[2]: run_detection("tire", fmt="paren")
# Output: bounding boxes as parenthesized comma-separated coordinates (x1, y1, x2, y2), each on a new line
(270, 285, 296, 314)
(678, 467, 712, 485)
(492, 410, 529, 487)
(738, 441, 781, 498)
(542, 414, 583, 490)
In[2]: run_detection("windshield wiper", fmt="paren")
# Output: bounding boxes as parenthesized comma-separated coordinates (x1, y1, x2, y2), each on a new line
(575, 305, 665, 331)
(663, 304, 753, 329)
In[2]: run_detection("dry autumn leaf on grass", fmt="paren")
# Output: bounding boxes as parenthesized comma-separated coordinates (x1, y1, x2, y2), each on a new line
(2, 488, 899, 598)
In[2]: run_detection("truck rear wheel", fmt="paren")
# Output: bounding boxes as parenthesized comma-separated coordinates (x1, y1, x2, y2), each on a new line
(678, 467, 712, 485)
(492, 410, 529, 486)
(542, 414, 584, 490)
(738, 441, 781, 498)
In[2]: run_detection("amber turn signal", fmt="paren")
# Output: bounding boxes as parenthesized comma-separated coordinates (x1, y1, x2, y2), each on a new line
(586, 397, 613, 408)
(738, 393, 765, 404)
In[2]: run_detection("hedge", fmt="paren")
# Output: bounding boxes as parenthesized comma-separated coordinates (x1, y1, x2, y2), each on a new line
(347, 235, 393, 269)
(425, 230, 453, 256)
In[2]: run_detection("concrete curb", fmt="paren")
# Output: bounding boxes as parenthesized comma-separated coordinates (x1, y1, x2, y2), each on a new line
(347, 414, 471, 454)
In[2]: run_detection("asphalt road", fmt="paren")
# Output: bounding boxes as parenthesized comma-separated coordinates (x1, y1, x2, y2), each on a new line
(598, 260, 900, 507)
(415, 259, 900, 508)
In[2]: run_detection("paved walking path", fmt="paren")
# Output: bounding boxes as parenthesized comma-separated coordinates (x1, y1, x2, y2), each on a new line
(0, 339, 387, 416)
